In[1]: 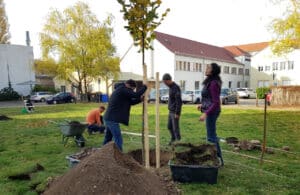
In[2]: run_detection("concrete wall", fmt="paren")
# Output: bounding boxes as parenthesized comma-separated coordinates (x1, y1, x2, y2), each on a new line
(0, 44, 35, 96)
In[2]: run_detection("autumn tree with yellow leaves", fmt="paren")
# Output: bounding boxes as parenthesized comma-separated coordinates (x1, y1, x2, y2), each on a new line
(39, 2, 120, 97)
(270, 0, 300, 54)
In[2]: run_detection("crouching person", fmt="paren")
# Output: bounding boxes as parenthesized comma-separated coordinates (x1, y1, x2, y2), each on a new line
(86, 106, 106, 134)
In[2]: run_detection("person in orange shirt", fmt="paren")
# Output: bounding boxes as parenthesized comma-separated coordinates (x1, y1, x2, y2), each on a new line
(86, 106, 106, 134)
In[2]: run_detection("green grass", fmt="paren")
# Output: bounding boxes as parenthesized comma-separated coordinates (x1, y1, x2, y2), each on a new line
(0, 103, 299, 194)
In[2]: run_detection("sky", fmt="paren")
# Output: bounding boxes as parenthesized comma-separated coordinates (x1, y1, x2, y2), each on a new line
(5, 0, 285, 60)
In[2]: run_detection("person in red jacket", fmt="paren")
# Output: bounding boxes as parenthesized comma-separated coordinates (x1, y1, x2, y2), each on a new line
(86, 106, 106, 134)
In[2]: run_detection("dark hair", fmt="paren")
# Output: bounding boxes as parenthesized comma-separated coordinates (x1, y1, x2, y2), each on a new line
(202, 63, 222, 86)
(162, 73, 172, 81)
(125, 79, 137, 88)
(99, 106, 105, 110)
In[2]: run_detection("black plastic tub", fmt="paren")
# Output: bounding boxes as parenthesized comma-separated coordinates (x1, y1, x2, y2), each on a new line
(168, 160, 219, 184)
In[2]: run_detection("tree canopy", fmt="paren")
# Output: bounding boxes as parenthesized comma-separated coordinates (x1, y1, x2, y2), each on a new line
(270, 0, 300, 55)
(0, 0, 10, 44)
(39, 2, 120, 95)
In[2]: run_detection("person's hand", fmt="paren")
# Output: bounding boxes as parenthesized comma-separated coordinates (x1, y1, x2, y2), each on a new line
(175, 114, 180, 119)
(199, 113, 207, 121)
(197, 104, 202, 111)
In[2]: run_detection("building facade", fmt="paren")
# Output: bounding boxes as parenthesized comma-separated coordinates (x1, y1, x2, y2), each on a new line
(0, 44, 35, 96)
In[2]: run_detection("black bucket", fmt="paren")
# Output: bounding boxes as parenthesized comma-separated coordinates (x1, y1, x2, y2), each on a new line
(169, 160, 219, 184)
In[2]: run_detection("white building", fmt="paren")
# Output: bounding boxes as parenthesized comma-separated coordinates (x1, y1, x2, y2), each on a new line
(0, 44, 35, 96)
(127, 32, 249, 91)
(224, 42, 300, 89)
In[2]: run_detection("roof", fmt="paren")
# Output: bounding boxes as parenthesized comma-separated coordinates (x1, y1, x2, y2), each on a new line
(224, 42, 269, 56)
(223, 46, 251, 57)
(117, 72, 143, 81)
(154, 31, 241, 64)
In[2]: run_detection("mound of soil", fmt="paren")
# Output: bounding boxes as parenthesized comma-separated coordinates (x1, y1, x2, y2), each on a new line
(0, 115, 12, 120)
(43, 142, 177, 195)
(128, 149, 173, 167)
(173, 143, 219, 167)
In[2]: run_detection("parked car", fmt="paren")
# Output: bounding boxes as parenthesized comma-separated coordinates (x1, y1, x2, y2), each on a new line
(181, 90, 202, 104)
(236, 88, 256, 98)
(220, 88, 238, 105)
(160, 94, 169, 103)
(148, 88, 169, 103)
(46, 92, 76, 104)
(30, 91, 53, 102)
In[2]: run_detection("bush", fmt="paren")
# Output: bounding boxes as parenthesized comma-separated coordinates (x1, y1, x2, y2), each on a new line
(0, 87, 20, 101)
(33, 85, 58, 93)
(256, 87, 270, 99)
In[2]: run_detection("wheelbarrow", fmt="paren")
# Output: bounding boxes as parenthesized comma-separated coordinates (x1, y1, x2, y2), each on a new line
(49, 120, 88, 147)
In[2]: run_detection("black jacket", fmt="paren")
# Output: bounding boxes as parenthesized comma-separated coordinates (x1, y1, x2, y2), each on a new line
(104, 83, 147, 125)
(168, 82, 182, 115)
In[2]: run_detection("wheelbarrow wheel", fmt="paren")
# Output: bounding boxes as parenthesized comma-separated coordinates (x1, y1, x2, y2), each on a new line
(75, 135, 85, 147)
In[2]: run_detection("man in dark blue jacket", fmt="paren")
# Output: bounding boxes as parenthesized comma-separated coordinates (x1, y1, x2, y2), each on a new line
(162, 73, 182, 145)
(103, 79, 147, 151)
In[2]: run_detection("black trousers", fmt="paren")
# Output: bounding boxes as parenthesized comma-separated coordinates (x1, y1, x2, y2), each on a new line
(168, 112, 181, 141)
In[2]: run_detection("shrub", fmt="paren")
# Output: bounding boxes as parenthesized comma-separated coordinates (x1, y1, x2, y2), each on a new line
(256, 87, 270, 99)
(0, 87, 20, 101)
(32, 85, 58, 93)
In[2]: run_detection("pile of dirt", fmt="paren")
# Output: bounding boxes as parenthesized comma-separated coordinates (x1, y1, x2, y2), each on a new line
(44, 142, 177, 195)
(0, 115, 12, 120)
(172, 143, 219, 167)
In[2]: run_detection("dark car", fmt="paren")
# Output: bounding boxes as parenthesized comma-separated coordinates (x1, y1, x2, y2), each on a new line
(220, 88, 238, 105)
(46, 92, 76, 104)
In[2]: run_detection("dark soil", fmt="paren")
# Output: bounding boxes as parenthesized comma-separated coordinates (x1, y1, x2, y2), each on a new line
(0, 115, 12, 120)
(225, 137, 239, 144)
(128, 149, 173, 167)
(172, 143, 219, 167)
(43, 142, 178, 195)
(8, 163, 44, 181)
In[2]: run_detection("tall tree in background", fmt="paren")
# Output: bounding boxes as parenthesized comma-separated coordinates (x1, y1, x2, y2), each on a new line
(0, 0, 10, 43)
(270, 0, 300, 54)
(117, 0, 169, 167)
(40, 2, 119, 96)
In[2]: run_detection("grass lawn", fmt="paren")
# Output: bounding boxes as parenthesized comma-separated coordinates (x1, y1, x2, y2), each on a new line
(0, 103, 299, 194)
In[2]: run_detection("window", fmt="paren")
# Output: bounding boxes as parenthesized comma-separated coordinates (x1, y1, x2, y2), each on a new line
(195, 81, 200, 90)
(288, 61, 294, 70)
(272, 62, 278, 71)
(245, 57, 251, 62)
(180, 80, 186, 91)
(245, 69, 250, 76)
(187, 62, 190, 71)
(199, 63, 202, 72)
(179, 61, 182, 70)
(280, 62, 286, 70)
(282, 80, 291, 86)
(231, 67, 237, 74)
(238, 68, 244, 75)
(258, 80, 269, 87)
(237, 81, 241, 88)
(223, 66, 230, 74)
(183, 62, 186, 71)
(60, 86, 66, 92)
(265, 66, 271, 71)
(228, 81, 232, 88)
(258, 66, 263, 71)
(245, 81, 248, 88)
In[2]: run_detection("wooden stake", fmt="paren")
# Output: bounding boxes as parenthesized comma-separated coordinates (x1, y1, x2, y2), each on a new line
(143, 64, 150, 168)
(155, 72, 160, 168)
(260, 94, 267, 164)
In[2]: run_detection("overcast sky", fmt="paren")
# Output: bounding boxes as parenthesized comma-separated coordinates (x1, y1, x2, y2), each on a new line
(5, 0, 285, 59)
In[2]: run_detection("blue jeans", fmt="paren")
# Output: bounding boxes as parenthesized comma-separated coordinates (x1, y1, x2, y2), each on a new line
(206, 110, 223, 164)
(103, 120, 123, 151)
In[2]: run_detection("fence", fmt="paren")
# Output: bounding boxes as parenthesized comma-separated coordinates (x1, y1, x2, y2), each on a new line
(271, 86, 300, 106)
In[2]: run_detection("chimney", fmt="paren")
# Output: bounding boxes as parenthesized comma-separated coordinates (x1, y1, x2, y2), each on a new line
(26, 31, 31, 46)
